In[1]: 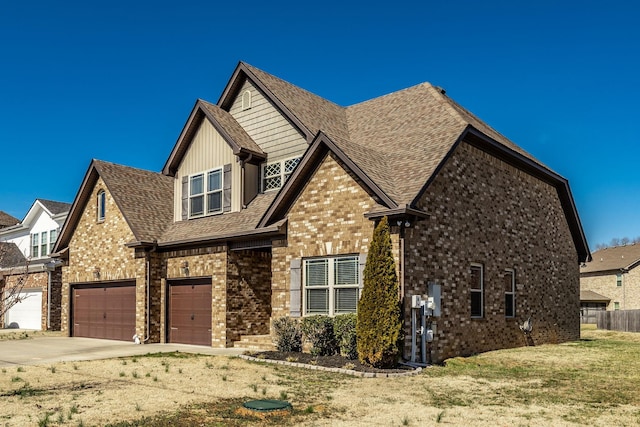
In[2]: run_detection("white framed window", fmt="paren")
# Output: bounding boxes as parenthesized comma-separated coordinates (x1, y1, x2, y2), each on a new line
(470, 263, 484, 318)
(616, 273, 622, 287)
(504, 268, 515, 318)
(303, 255, 360, 316)
(97, 190, 106, 222)
(189, 168, 223, 218)
(49, 229, 57, 253)
(261, 157, 301, 191)
(31, 233, 39, 258)
(40, 231, 48, 257)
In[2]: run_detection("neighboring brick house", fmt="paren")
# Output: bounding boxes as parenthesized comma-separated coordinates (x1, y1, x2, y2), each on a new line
(53, 62, 589, 363)
(0, 200, 70, 330)
(580, 245, 640, 318)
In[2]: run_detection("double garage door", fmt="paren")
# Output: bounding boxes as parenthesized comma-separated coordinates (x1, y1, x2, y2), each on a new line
(72, 282, 136, 341)
(71, 280, 212, 346)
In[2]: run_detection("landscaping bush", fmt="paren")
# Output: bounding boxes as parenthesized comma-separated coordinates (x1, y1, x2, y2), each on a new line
(272, 317, 302, 352)
(356, 216, 402, 368)
(333, 313, 357, 360)
(301, 315, 337, 356)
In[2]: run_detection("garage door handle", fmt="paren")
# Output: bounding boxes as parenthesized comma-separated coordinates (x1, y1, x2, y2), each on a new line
(191, 314, 195, 320)
(103, 312, 107, 319)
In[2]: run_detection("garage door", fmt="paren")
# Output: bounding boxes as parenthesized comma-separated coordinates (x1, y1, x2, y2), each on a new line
(168, 280, 212, 346)
(72, 282, 136, 341)
(5, 289, 42, 330)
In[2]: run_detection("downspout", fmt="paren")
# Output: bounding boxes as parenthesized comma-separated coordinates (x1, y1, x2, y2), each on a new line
(240, 153, 253, 209)
(47, 270, 51, 330)
(144, 240, 158, 343)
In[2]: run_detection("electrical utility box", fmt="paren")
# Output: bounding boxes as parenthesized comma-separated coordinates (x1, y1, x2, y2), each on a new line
(428, 282, 441, 317)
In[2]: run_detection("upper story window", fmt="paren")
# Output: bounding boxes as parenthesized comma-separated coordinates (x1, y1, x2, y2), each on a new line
(97, 190, 106, 222)
(616, 273, 622, 287)
(304, 255, 360, 316)
(30, 229, 58, 258)
(504, 269, 515, 318)
(189, 168, 223, 218)
(262, 157, 301, 191)
(470, 263, 484, 318)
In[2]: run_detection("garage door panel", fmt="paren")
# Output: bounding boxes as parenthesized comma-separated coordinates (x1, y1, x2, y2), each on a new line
(5, 290, 42, 330)
(169, 281, 212, 346)
(72, 283, 135, 341)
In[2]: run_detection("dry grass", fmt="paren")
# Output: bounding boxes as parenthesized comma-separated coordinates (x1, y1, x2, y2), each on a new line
(1, 325, 640, 426)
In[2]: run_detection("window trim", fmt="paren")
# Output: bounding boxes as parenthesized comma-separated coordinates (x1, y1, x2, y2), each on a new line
(241, 90, 252, 110)
(97, 190, 106, 222)
(261, 156, 301, 192)
(31, 233, 39, 259)
(470, 263, 484, 319)
(302, 255, 360, 316)
(188, 167, 224, 219)
(616, 273, 623, 287)
(504, 268, 515, 318)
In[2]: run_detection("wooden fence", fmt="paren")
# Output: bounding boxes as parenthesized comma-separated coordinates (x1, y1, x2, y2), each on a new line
(596, 310, 640, 332)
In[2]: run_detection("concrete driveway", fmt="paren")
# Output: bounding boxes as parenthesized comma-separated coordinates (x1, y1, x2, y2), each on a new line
(0, 335, 246, 367)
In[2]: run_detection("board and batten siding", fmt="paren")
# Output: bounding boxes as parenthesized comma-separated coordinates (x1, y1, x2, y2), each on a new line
(173, 120, 240, 221)
(229, 79, 308, 162)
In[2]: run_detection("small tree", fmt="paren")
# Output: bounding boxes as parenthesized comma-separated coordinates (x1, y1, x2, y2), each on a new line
(356, 216, 402, 368)
(0, 243, 30, 321)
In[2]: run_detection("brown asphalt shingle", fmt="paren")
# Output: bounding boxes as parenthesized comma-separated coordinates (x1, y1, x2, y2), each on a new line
(0, 242, 26, 268)
(158, 192, 277, 244)
(0, 211, 19, 229)
(245, 63, 551, 207)
(38, 199, 71, 215)
(93, 160, 174, 243)
(580, 244, 640, 273)
(200, 100, 265, 156)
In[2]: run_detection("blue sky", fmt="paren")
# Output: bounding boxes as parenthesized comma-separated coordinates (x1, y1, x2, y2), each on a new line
(0, 0, 638, 249)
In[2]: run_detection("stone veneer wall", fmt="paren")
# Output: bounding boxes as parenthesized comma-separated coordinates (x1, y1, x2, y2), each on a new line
(581, 267, 640, 310)
(164, 247, 273, 347)
(61, 178, 144, 336)
(48, 267, 62, 330)
(404, 142, 580, 363)
(271, 152, 380, 319)
(226, 250, 272, 344)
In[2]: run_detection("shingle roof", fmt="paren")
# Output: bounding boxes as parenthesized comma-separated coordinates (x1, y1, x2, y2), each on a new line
(0, 211, 19, 228)
(158, 192, 277, 245)
(199, 100, 265, 156)
(580, 290, 611, 302)
(93, 161, 174, 243)
(38, 199, 71, 215)
(0, 242, 26, 269)
(242, 63, 552, 207)
(580, 245, 640, 274)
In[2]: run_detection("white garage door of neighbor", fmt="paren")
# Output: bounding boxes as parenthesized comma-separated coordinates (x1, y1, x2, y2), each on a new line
(5, 290, 42, 330)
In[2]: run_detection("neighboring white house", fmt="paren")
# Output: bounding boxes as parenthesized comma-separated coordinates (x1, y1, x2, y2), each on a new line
(0, 199, 71, 330)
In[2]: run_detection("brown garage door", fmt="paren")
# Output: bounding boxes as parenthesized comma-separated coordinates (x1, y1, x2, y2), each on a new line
(168, 280, 212, 346)
(72, 282, 136, 341)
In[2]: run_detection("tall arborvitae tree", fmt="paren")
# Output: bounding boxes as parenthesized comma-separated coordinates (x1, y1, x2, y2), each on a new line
(356, 216, 402, 368)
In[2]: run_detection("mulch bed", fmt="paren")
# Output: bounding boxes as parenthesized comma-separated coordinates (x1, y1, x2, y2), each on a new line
(254, 351, 415, 374)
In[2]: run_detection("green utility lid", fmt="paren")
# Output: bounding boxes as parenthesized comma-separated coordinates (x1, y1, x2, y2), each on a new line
(242, 399, 292, 412)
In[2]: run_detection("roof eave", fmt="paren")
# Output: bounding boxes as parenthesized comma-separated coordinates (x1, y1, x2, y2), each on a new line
(464, 127, 591, 264)
(218, 62, 314, 142)
(156, 220, 286, 250)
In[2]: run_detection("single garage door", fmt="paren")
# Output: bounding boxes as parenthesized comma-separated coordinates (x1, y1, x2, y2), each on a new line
(5, 289, 42, 330)
(168, 279, 212, 346)
(72, 282, 136, 341)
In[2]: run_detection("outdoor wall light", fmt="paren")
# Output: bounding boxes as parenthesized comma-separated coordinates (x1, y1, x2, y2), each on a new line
(181, 261, 190, 277)
(93, 267, 101, 279)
